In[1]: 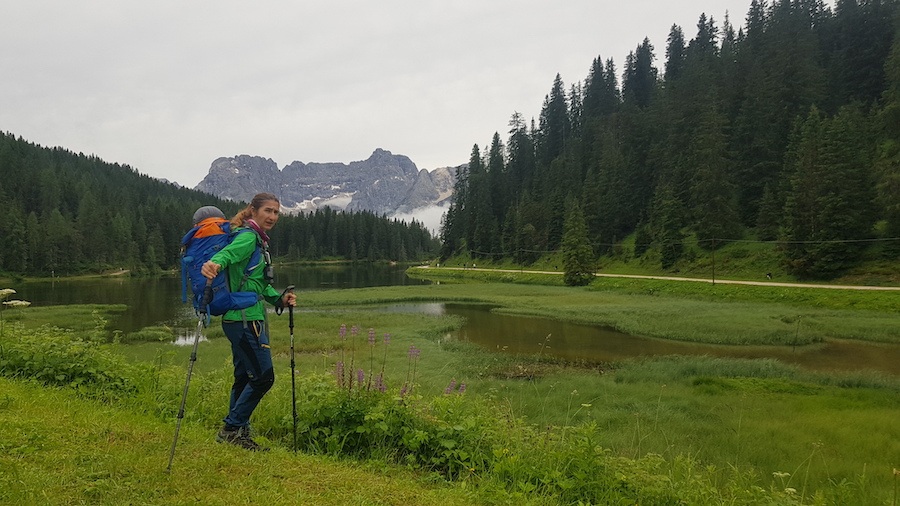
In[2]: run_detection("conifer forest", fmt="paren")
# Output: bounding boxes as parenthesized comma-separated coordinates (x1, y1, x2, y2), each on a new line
(0, 132, 439, 276)
(440, 0, 900, 279)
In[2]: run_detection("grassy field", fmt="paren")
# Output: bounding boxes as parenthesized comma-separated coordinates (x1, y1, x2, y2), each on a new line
(0, 378, 481, 506)
(2, 273, 899, 504)
(299, 278, 900, 345)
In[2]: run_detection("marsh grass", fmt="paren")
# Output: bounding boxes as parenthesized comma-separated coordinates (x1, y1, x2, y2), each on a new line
(505, 356, 899, 503)
(0, 333, 805, 505)
(4, 280, 898, 503)
(121, 325, 176, 343)
(305, 281, 900, 345)
(12, 304, 127, 334)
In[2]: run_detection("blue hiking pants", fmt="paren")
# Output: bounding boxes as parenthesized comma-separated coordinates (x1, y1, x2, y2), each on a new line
(222, 320, 275, 428)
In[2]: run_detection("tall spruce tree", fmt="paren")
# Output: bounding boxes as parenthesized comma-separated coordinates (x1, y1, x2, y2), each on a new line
(665, 24, 687, 83)
(875, 24, 900, 256)
(688, 102, 742, 247)
(487, 132, 507, 227)
(623, 38, 659, 109)
(561, 198, 596, 286)
(466, 145, 494, 257)
(781, 106, 877, 277)
(537, 74, 570, 166)
(506, 112, 535, 198)
(648, 183, 686, 269)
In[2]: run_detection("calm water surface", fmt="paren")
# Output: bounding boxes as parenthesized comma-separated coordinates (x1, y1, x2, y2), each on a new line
(15, 264, 428, 331)
(12, 266, 900, 376)
(385, 303, 900, 377)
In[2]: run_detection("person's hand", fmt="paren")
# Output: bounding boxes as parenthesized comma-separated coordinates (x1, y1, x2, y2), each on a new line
(282, 291, 297, 307)
(201, 261, 221, 280)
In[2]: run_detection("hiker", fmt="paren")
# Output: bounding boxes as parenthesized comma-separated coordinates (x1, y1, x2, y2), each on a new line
(200, 192, 296, 451)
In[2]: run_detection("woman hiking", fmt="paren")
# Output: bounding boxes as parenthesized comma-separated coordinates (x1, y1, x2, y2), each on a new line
(200, 192, 296, 451)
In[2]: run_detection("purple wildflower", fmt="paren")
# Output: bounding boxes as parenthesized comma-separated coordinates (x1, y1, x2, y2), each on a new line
(444, 379, 457, 395)
(357, 368, 365, 386)
(351, 325, 359, 336)
(458, 383, 466, 394)
(408, 345, 421, 359)
(383, 333, 391, 345)
(368, 327, 376, 346)
(335, 361, 345, 388)
(339, 324, 347, 340)
(374, 373, 386, 393)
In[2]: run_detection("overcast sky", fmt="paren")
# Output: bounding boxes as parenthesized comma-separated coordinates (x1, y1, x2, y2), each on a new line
(4, 1, 774, 188)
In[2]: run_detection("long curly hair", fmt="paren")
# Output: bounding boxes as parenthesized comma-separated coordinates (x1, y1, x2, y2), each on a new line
(230, 192, 280, 228)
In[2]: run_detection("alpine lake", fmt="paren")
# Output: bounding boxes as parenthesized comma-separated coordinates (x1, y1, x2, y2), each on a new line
(13, 263, 900, 376)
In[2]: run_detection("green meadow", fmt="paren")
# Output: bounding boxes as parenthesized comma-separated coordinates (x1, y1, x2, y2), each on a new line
(1, 273, 898, 504)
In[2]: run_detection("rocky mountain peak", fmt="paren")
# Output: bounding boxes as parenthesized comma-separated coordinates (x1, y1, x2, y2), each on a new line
(194, 149, 458, 220)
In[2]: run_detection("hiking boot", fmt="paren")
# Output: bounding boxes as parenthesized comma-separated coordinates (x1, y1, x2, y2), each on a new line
(216, 425, 268, 452)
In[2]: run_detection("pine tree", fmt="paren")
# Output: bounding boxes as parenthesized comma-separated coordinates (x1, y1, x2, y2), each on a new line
(537, 74, 570, 165)
(755, 183, 782, 241)
(1, 208, 27, 272)
(467, 145, 494, 257)
(486, 132, 507, 225)
(25, 212, 41, 272)
(688, 103, 742, 247)
(506, 112, 535, 197)
(582, 56, 607, 120)
(825, 0, 896, 108)
(781, 105, 877, 277)
(665, 24, 686, 83)
(875, 26, 900, 256)
(648, 184, 686, 269)
(561, 198, 596, 286)
(622, 38, 658, 109)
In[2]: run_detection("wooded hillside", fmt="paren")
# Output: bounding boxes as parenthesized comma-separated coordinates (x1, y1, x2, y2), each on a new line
(440, 0, 900, 279)
(0, 133, 438, 276)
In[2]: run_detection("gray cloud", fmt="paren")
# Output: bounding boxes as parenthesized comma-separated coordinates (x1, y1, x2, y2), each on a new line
(3, 1, 781, 187)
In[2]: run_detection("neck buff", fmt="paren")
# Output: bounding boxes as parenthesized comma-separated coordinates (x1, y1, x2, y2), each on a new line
(244, 219, 270, 243)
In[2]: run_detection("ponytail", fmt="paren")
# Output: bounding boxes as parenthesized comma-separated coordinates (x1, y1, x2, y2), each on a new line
(230, 207, 254, 228)
(230, 192, 279, 228)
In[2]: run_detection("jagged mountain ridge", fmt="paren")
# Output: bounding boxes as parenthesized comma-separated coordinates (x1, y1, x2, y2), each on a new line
(195, 149, 457, 217)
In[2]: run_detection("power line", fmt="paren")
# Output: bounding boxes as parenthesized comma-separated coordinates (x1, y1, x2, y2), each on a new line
(459, 236, 900, 258)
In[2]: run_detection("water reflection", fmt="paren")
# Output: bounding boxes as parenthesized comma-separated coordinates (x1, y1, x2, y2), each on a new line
(173, 327, 209, 346)
(385, 303, 900, 376)
(14, 263, 428, 333)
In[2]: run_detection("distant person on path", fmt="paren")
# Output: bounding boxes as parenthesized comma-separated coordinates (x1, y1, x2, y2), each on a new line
(766, 272, 772, 280)
(200, 192, 296, 451)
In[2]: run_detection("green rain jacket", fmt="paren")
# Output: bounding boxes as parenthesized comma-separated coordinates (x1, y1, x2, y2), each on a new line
(208, 227, 281, 322)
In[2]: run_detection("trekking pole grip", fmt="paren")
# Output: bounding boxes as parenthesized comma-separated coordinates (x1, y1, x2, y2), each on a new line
(285, 285, 295, 330)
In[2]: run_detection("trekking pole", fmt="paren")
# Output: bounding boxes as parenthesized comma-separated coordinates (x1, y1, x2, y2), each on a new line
(286, 285, 298, 453)
(166, 281, 212, 472)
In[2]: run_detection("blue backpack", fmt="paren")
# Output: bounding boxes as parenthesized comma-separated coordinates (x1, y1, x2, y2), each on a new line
(180, 213, 264, 319)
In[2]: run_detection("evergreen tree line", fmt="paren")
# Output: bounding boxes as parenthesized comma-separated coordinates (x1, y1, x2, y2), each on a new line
(267, 206, 439, 264)
(441, 0, 900, 279)
(0, 132, 439, 276)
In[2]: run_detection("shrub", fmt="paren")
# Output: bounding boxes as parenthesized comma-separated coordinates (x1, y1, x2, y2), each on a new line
(0, 323, 136, 400)
(279, 373, 497, 479)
